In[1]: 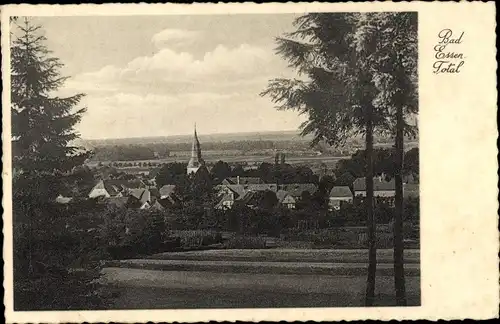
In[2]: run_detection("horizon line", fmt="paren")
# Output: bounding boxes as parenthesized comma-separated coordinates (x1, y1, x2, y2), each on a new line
(79, 128, 309, 142)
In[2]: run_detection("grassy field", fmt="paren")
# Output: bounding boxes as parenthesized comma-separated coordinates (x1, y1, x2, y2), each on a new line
(149, 248, 420, 264)
(100, 268, 421, 308)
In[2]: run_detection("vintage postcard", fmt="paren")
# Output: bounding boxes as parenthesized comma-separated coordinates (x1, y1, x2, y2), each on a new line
(1, 2, 498, 323)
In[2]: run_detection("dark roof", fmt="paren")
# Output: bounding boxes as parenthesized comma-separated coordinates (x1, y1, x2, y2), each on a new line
(100, 179, 145, 196)
(159, 185, 176, 198)
(157, 196, 179, 208)
(106, 197, 129, 208)
(353, 177, 396, 191)
(128, 188, 154, 204)
(223, 177, 263, 185)
(130, 188, 145, 200)
(149, 187, 159, 198)
(244, 184, 277, 192)
(237, 191, 257, 206)
(224, 185, 246, 198)
(150, 200, 165, 211)
(329, 186, 353, 198)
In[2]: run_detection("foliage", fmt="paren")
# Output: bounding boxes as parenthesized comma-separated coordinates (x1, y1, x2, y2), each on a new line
(223, 236, 267, 249)
(210, 160, 232, 182)
(11, 19, 107, 310)
(169, 230, 223, 248)
(13, 202, 109, 310)
(334, 147, 420, 183)
(92, 144, 158, 161)
(11, 19, 90, 187)
(98, 208, 168, 259)
(155, 162, 188, 189)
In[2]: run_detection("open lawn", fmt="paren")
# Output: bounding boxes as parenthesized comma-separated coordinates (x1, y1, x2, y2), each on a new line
(149, 248, 420, 264)
(101, 268, 421, 308)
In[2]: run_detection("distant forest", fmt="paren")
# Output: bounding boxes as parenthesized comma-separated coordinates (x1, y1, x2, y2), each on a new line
(89, 136, 418, 162)
(90, 140, 316, 161)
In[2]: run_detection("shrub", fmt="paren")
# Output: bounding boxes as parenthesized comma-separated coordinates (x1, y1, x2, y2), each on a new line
(13, 202, 111, 310)
(170, 230, 223, 248)
(222, 236, 267, 249)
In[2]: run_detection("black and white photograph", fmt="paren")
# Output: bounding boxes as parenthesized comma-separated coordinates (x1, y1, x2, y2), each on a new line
(2, 2, 498, 322)
(9, 10, 420, 311)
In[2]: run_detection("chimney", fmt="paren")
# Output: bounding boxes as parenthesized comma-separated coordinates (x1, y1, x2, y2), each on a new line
(237, 175, 240, 185)
(280, 152, 285, 165)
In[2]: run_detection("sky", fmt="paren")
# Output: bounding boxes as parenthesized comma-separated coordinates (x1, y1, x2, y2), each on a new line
(27, 15, 308, 140)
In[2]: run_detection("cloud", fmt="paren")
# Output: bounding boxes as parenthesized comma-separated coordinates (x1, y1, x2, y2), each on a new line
(63, 42, 293, 97)
(62, 37, 302, 139)
(118, 43, 279, 82)
(76, 91, 305, 139)
(151, 28, 201, 48)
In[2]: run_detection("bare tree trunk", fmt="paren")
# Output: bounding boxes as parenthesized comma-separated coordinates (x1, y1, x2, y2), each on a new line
(365, 105, 377, 306)
(394, 104, 407, 305)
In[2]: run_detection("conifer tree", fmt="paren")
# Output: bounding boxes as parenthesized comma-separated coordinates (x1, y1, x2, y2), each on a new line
(11, 18, 89, 203)
(10, 18, 104, 310)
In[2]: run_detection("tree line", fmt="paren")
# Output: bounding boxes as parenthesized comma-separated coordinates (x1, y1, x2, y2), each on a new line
(90, 140, 320, 161)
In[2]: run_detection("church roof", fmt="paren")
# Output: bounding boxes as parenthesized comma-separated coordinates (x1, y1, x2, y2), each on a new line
(187, 124, 204, 170)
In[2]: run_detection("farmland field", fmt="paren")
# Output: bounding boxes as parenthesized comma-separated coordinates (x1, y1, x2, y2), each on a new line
(79, 130, 418, 166)
(85, 154, 347, 168)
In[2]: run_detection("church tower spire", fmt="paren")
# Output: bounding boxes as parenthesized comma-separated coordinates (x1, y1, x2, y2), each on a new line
(187, 123, 204, 175)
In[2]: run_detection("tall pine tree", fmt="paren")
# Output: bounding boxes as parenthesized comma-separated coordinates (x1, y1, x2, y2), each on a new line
(11, 18, 89, 204)
(10, 18, 106, 311)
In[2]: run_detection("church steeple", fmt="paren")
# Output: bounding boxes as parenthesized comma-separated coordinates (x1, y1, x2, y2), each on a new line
(187, 123, 204, 175)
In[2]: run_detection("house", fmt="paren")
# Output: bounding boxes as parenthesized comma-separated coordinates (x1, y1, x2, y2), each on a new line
(88, 179, 145, 199)
(222, 176, 263, 185)
(150, 200, 166, 211)
(105, 196, 130, 209)
(282, 183, 318, 199)
(159, 185, 176, 199)
(276, 190, 296, 209)
(215, 185, 246, 210)
(158, 185, 181, 208)
(244, 183, 278, 192)
(235, 190, 277, 210)
(353, 177, 396, 198)
(129, 188, 157, 209)
(215, 193, 236, 210)
(403, 183, 419, 199)
(328, 186, 353, 210)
